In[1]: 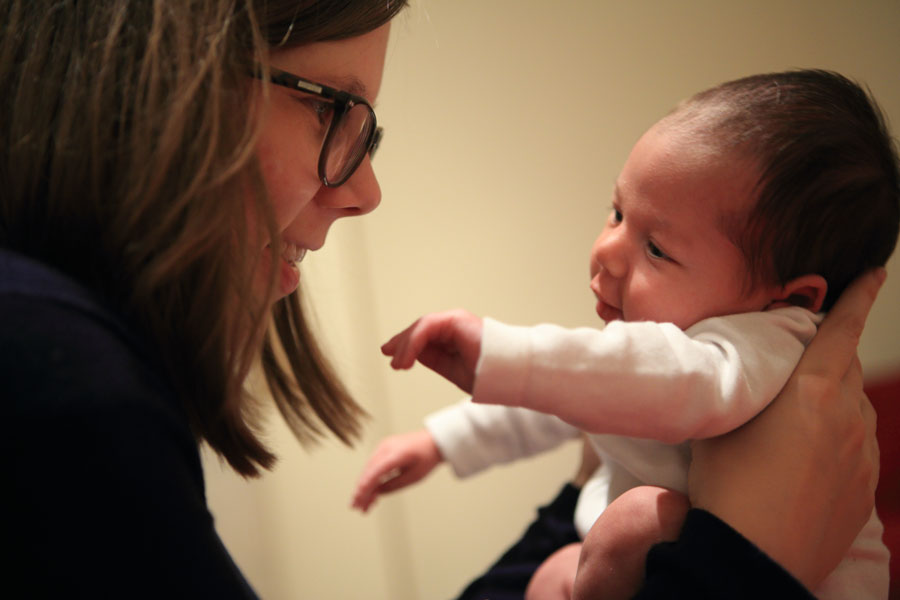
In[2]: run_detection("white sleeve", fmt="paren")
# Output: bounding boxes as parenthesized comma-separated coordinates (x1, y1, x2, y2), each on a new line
(424, 399, 580, 478)
(472, 307, 820, 443)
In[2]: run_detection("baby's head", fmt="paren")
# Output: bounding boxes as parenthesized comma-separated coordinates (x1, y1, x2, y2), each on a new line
(590, 69, 899, 329)
(673, 69, 899, 311)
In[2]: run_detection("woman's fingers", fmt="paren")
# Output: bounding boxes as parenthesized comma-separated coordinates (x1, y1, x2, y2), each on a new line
(801, 268, 885, 378)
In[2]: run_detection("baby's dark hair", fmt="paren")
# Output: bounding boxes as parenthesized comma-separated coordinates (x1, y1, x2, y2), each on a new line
(669, 69, 899, 311)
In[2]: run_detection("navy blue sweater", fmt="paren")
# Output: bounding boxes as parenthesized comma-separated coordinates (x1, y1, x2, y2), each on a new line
(2, 249, 258, 599)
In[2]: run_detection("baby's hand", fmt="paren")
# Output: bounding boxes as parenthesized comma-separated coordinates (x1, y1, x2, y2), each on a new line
(381, 309, 483, 394)
(351, 429, 443, 513)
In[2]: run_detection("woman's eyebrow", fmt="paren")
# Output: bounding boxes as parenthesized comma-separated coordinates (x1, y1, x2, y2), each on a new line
(326, 75, 368, 99)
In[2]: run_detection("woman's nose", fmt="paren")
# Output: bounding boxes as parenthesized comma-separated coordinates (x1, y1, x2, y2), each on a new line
(321, 157, 382, 216)
(590, 227, 628, 279)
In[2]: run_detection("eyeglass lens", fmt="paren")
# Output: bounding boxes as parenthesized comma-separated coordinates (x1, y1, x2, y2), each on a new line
(324, 103, 376, 184)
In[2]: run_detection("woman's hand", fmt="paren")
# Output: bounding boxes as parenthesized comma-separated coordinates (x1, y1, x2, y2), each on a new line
(351, 429, 443, 513)
(688, 268, 885, 590)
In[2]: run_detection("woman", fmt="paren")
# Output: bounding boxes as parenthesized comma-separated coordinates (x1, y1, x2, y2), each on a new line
(1, 0, 883, 597)
(3, 1, 406, 597)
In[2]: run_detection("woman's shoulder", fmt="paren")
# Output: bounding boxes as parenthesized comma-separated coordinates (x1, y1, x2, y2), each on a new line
(0, 249, 183, 425)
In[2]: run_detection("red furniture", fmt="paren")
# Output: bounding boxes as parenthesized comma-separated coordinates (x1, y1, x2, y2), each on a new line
(867, 373, 900, 599)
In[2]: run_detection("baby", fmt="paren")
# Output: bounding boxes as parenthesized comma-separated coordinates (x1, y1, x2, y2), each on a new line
(353, 69, 899, 599)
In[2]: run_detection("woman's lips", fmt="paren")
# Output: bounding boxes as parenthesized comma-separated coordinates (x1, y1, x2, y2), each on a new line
(279, 255, 300, 296)
(267, 242, 308, 297)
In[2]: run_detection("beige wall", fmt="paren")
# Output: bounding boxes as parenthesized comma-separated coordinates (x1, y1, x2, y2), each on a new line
(205, 1, 900, 598)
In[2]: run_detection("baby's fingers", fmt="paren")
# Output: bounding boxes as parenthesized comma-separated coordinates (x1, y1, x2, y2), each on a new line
(352, 466, 401, 512)
(380, 334, 400, 357)
(384, 317, 438, 369)
(381, 320, 426, 369)
(372, 469, 416, 496)
(351, 488, 376, 512)
(351, 473, 381, 511)
(353, 449, 405, 505)
(381, 326, 411, 359)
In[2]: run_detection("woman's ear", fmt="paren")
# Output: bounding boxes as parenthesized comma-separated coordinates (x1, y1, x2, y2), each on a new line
(768, 274, 828, 313)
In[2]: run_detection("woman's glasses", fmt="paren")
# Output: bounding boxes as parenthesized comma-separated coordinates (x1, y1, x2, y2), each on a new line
(268, 69, 382, 187)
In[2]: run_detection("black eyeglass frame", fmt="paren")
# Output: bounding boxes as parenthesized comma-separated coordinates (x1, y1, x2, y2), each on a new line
(266, 69, 382, 187)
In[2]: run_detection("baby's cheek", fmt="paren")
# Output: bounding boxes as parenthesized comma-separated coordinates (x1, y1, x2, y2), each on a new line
(648, 291, 709, 329)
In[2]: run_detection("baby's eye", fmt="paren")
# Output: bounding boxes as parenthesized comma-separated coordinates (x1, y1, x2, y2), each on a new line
(647, 240, 668, 260)
(610, 208, 623, 224)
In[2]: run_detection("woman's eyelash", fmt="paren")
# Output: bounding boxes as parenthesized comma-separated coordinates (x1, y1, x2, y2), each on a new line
(296, 97, 333, 124)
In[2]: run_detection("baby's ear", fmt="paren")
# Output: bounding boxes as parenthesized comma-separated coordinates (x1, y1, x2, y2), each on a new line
(770, 274, 828, 313)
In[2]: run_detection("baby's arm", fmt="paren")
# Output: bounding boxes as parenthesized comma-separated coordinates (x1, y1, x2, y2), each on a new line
(353, 400, 581, 512)
(382, 308, 818, 443)
(474, 309, 819, 442)
(351, 429, 442, 512)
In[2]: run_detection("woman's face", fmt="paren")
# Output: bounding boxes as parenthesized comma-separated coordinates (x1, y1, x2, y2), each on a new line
(254, 23, 391, 300)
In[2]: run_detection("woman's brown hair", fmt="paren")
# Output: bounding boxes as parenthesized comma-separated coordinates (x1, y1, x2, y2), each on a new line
(0, 0, 407, 476)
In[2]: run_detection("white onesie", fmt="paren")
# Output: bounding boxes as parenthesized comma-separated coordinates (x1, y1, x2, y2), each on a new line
(425, 307, 888, 599)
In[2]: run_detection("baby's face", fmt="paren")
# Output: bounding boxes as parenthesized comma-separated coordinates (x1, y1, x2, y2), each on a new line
(589, 122, 780, 329)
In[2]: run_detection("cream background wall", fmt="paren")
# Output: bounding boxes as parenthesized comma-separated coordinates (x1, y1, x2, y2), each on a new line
(204, 1, 900, 598)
